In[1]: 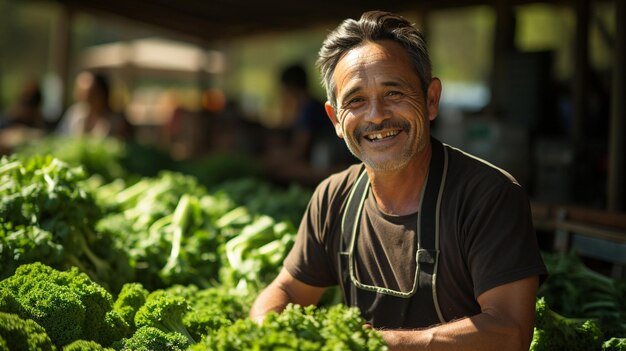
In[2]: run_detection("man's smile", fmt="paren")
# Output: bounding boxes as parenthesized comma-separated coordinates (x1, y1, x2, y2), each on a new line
(364, 129, 401, 142)
(365, 130, 400, 141)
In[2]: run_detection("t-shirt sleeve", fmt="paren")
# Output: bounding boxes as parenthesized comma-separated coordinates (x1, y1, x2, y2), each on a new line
(464, 182, 547, 298)
(283, 179, 338, 287)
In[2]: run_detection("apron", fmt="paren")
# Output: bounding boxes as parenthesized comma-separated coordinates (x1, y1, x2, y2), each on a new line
(338, 138, 448, 328)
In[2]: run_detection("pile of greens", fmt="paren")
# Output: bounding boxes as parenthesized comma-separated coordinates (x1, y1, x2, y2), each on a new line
(15, 136, 129, 183)
(194, 304, 387, 351)
(0, 151, 304, 293)
(0, 262, 129, 348)
(531, 252, 626, 350)
(531, 297, 626, 351)
(0, 155, 132, 292)
(1, 263, 383, 351)
(0, 263, 253, 350)
(539, 251, 626, 338)
(93, 171, 299, 291)
(16, 135, 262, 187)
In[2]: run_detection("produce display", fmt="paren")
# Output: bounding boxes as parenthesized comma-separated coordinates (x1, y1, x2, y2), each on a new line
(0, 138, 385, 350)
(531, 297, 604, 351)
(0, 155, 132, 292)
(539, 251, 626, 338)
(1, 136, 625, 350)
(532, 253, 626, 350)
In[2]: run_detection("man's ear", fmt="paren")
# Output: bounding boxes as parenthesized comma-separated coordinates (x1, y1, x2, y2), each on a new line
(426, 78, 442, 121)
(325, 101, 344, 139)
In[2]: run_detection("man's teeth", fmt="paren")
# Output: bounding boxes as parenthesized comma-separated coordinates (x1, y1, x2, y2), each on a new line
(366, 130, 400, 141)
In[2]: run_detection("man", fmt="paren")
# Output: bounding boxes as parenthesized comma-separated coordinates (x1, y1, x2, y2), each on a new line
(250, 10, 546, 350)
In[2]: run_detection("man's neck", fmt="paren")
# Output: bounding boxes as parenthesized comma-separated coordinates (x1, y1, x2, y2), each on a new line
(367, 141, 432, 216)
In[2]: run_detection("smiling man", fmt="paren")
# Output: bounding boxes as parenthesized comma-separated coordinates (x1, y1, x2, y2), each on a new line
(250, 10, 547, 350)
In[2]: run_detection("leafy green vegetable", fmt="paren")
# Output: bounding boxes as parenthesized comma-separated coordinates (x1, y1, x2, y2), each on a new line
(603, 337, 626, 351)
(15, 136, 127, 182)
(213, 177, 312, 226)
(114, 326, 190, 351)
(0, 155, 133, 292)
(0, 311, 55, 351)
(219, 215, 296, 290)
(531, 297, 604, 351)
(163, 284, 252, 341)
(540, 251, 626, 337)
(113, 283, 149, 330)
(95, 171, 226, 290)
(134, 290, 195, 345)
(0, 262, 129, 347)
(195, 304, 387, 351)
(62, 339, 114, 351)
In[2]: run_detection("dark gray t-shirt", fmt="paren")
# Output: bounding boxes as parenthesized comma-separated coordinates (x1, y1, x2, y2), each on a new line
(284, 143, 547, 324)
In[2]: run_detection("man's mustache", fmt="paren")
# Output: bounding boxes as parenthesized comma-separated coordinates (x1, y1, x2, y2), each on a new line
(354, 120, 410, 140)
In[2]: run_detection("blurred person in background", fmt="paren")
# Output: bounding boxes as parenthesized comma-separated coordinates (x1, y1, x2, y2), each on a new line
(0, 80, 48, 154)
(262, 63, 353, 186)
(251, 10, 546, 350)
(56, 71, 133, 141)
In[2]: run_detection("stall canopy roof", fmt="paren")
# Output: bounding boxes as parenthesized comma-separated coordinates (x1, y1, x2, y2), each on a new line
(48, 0, 557, 44)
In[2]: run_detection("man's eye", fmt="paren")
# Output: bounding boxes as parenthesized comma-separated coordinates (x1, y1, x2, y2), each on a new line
(345, 97, 364, 107)
(386, 91, 403, 97)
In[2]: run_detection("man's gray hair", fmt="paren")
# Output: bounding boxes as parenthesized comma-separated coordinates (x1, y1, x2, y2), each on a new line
(316, 10, 432, 109)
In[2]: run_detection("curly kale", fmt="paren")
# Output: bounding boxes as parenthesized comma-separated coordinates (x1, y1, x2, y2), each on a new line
(195, 304, 387, 351)
(113, 283, 149, 330)
(0, 311, 55, 351)
(531, 297, 603, 351)
(62, 339, 114, 351)
(0, 262, 129, 347)
(0, 286, 26, 316)
(144, 284, 250, 342)
(134, 290, 195, 344)
(114, 326, 190, 351)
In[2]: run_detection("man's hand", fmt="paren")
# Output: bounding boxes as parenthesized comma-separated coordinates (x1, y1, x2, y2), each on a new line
(249, 267, 326, 323)
(377, 276, 539, 351)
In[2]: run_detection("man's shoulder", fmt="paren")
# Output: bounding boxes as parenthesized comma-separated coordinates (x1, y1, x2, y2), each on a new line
(318, 163, 363, 191)
(313, 163, 363, 204)
(444, 143, 520, 188)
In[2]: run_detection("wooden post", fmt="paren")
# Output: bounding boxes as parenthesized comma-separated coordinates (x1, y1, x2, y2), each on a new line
(607, 0, 625, 212)
(571, 0, 589, 156)
(51, 4, 73, 115)
(491, 0, 516, 116)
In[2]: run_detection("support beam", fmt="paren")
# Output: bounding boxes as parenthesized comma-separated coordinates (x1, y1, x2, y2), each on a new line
(571, 0, 589, 147)
(607, 0, 625, 212)
(491, 0, 517, 116)
(51, 4, 73, 115)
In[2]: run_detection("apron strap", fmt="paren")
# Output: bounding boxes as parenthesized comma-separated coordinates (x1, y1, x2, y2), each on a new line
(340, 164, 369, 305)
(339, 137, 447, 325)
(417, 137, 447, 323)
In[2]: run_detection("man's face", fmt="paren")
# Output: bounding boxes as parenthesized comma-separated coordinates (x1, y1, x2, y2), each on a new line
(326, 40, 440, 172)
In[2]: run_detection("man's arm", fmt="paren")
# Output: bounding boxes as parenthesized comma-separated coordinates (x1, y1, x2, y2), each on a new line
(249, 267, 327, 323)
(379, 276, 539, 351)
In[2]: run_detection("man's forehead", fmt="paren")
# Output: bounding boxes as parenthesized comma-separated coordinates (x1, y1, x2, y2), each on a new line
(343, 43, 394, 64)
(333, 41, 419, 93)
(336, 41, 400, 73)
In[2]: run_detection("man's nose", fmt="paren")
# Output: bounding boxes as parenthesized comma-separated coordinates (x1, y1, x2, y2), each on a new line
(363, 98, 391, 124)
